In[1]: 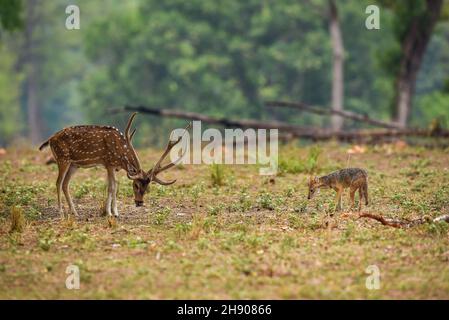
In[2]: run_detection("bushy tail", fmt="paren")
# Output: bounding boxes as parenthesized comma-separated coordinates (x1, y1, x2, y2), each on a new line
(363, 181, 369, 205)
(39, 139, 50, 151)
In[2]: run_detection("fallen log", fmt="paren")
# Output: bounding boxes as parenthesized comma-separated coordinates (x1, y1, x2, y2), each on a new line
(266, 100, 403, 129)
(359, 213, 449, 228)
(111, 105, 318, 136)
(110, 105, 449, 141)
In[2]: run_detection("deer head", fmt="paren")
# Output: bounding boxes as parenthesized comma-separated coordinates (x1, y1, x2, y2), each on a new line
(126, 116, 190, 207)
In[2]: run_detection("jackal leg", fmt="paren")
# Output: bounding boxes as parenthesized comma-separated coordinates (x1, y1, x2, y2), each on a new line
(334, 187, 343, 211)
(358, 187, 364, 211)
(56, 162, 71, 218)
(62, 165, 78, 216)
(349, 186, 357, 211)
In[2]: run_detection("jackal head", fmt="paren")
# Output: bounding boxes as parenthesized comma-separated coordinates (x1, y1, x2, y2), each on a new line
(307, 176, 320, 199)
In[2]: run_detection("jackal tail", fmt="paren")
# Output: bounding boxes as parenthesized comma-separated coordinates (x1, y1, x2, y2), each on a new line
(363, 180, 369, 205)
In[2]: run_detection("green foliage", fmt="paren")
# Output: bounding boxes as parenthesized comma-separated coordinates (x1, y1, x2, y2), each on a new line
(0, 0, 22, 31)
(38, 229, 55, 251)
(279, 146, 321, 174)
(414, 92, 449, 127)
(152, 206, 172, 225)
(0, 0, 448, 146)
(257, 192, 275, 210)
(0, 46, 22, 145)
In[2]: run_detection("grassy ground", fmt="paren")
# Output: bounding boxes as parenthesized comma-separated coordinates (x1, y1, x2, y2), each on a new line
(0, 142, 448, 299)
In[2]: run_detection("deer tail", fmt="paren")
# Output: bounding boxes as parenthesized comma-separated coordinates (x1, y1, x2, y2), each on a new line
(39, 139, 50, 151)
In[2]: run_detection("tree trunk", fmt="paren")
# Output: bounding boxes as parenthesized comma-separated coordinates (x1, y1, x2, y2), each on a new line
(24, 0, 42, 145)
(329, 0, 344, 132)
(394, 0, 443, 128)
(231, 51, 260, 116)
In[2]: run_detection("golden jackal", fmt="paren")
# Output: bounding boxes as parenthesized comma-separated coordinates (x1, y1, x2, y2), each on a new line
(308, 168, 368, 211)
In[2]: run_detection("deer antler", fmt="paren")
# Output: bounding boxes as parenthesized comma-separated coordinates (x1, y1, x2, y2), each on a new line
(149, 122, 191, 184)
(124, 112, 142, 174)
(125, 112, 138, 143)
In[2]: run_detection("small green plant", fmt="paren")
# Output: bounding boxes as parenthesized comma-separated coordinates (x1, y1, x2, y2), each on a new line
(285, 186, 295, 198)
(1, 184, 44, 207)
(38, 229, 55, 251)
(155, 185, 168, 196)
(281, 235, 297, 251)
(126, 236, 148, 249)
(288, 213, 304, 229)
(175, 222, 192, 237)
(75, 184, 90, 199)
(207, 204, 223, 216)
(425, 222, 449, 237)
(190, 183, 205, 205)
(152, 206, 171, 225)
(210, 163, 226, 186)
(257, 192, 275, 210)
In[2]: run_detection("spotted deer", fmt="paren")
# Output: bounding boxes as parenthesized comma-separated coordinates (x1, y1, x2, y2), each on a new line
(39, 113, 189, 218)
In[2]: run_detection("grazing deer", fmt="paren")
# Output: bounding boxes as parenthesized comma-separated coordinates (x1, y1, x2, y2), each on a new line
(39, 113, 189, 218)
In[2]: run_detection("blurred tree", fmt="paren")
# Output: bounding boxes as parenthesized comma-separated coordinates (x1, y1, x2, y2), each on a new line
(23, 0, 42, 144)
(81, 0, 334, 145)
(379, 0, 444, 127)
(0, 0, 23, 146)
(0, 0, 22, 32)
(0, 46, 22, 146)
(1, 0, 448, 147)
(328, 0, 344, 131)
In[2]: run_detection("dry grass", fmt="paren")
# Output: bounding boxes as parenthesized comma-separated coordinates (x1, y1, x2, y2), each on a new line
(9, 206, 25, 233)
(0, 142, 448, 299)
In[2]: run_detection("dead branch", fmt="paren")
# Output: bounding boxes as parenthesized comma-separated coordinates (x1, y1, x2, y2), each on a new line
(111, 105, 318, 135)
(110, 105, 449, 142)
(266, 100, 402, 129)
(359, 212, 449, 229)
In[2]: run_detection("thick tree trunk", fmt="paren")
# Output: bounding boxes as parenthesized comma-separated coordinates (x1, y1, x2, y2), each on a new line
(394, 0, 443, 128)
(24, 0, 42, 145)
(329, 0, 344, 132)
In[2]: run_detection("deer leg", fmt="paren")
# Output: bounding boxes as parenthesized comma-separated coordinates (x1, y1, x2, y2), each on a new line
(105, 170, 113, 217)
(62, 165, 78, 216)
(108, 168, 119, 217)
(56, 162, 70, 218)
